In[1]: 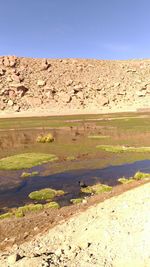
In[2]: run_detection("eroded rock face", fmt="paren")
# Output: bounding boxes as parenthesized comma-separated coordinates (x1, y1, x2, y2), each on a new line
(1, 56, 150, 113)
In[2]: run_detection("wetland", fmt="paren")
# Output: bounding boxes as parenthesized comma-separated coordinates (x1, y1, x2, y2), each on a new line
(1, 112, 150, 216)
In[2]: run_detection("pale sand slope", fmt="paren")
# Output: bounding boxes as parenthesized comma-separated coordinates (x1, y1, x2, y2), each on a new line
(1, 183, 150, 267)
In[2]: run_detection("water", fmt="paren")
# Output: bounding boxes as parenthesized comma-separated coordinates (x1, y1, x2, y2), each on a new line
(0, 159, 150, 212)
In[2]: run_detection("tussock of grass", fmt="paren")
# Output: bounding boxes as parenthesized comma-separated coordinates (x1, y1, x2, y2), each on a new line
(0, 212, 13, 220)
(66, 156, 76, 161)
(44, 202, 60, 209)
(21, 171, 39, 178)
(28, 188, 65, 201)
(118, 171, 150, 184)
(36, 133, 54, 143)
(118, 177, 134, 184)
(96, 145, 150, 153)
(0, 201, 60, 220)
(88, 135, 109, 139)
(0, 153, 58, 170)
(133, 171, 150, 180)
(81, 183, 112, 195)
(70, 198, 83, 204)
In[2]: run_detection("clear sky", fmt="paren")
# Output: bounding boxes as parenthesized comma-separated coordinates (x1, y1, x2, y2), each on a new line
(0, 0, 150, 59)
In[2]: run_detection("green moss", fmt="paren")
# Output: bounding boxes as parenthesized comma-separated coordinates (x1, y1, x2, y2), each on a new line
(118, 177, 135, 184)
(44, 201, 60, 209)
(0, 153, 58, 170)
(36, 133, 54, 143)
(96, 145, 150, 153)
(70, 198, 83, 204)
(21, 171, 39, 178)
(133, 171, 150, 180)
(81, 183, 112, 194)
(0, 212, 13, 220)
(28, 188, 65, 201)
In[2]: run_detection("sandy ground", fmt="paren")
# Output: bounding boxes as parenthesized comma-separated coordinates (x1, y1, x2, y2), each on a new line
(0, 182, 150, 267)
(0, 106, 137, 118)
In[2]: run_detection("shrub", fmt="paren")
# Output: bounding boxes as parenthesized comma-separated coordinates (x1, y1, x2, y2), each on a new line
(36, 133, 54, 143)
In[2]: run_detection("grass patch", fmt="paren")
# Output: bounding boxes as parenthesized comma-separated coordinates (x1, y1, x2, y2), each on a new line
(0, 153, 58, 170)
(21, 171, 39, 178)
(44, 202, 60, 209)
(0, 212, 13, 220)
(66, 156, 76, 161)
(81, 183, 112, 195)
(133, 171, 150, 180)
(96, 145, 150, 153)
(88, 135, 109, 139)
(28, 188, 65, 201)
(36, 133, 54, 143)
(118, 171, 150, 184)
(70, 198, 84, 204)
(0, 201, 60, 220)
(118, 177, 135, 184)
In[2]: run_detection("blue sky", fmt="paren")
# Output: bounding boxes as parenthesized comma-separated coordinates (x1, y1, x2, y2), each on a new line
(0, 0, 150, 59)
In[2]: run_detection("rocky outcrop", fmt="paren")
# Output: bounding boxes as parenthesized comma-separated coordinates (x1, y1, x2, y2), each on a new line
(1, 56, 150, 114)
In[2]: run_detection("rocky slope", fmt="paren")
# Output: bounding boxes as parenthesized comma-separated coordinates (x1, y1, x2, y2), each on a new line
(0, 183, 150, 267)
(1, 56, 150, 115)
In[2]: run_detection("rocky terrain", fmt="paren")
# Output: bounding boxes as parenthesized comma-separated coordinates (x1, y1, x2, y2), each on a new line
(1, 56, 150, 116)
(0, 182, 150, 267)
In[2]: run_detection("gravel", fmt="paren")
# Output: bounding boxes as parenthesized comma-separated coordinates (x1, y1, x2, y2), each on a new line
(0, 183, 150, 267)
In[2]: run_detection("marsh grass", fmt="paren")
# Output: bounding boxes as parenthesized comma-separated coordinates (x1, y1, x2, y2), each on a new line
(0, 153, 58, 170)
(0, 212, 13, 220)
(70, 198, 84, 204)
(21, 171, 39, 178)
(0, 201, 60, 220)
(118, 171, 150, 184)
(28, 188, 65, 201)
(118, 177, 135, 184)
(96, 145, 150, 153)
(81, 183, 112, 194)
(66, 156, 76, 161)
(133, 171, 150, 180)
(44, 202, 60, 209)
(36, 133, 54, 143)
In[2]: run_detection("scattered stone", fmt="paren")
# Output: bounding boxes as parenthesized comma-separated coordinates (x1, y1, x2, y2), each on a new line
(7, 99, 14, 106)
(7, 253, 21, 265)
(37, 80, 46, 86)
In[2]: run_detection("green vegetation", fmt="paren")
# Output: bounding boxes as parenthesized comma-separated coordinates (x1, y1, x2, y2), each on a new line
(96, 145, 150, 153)
(118, 171, 150, 184)
(118, 177, 134, 184)
(0, 153, 58, 170)
(66, 156, 76, 161)
(133, 171, 150, 180)
(36, 133, 54, 143)
(0, 201, 60, 220)
(28, 188, 65, 201)
(81, 183, 112, 194)
(21, 171, 39, 178)
(44, 201, 60, 209)
(88, 135, 109, 139)
(0, 212, 13, 220)
(70, 198, 84, 204)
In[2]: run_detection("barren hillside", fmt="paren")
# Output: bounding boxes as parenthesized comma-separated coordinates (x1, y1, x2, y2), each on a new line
(1, 56, 150, 115)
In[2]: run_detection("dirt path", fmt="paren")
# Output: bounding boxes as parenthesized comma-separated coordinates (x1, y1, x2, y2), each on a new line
(0, 182, 150, 267)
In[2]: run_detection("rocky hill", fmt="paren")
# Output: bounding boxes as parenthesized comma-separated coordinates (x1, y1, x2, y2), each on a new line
(1, 56, 150, 115)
